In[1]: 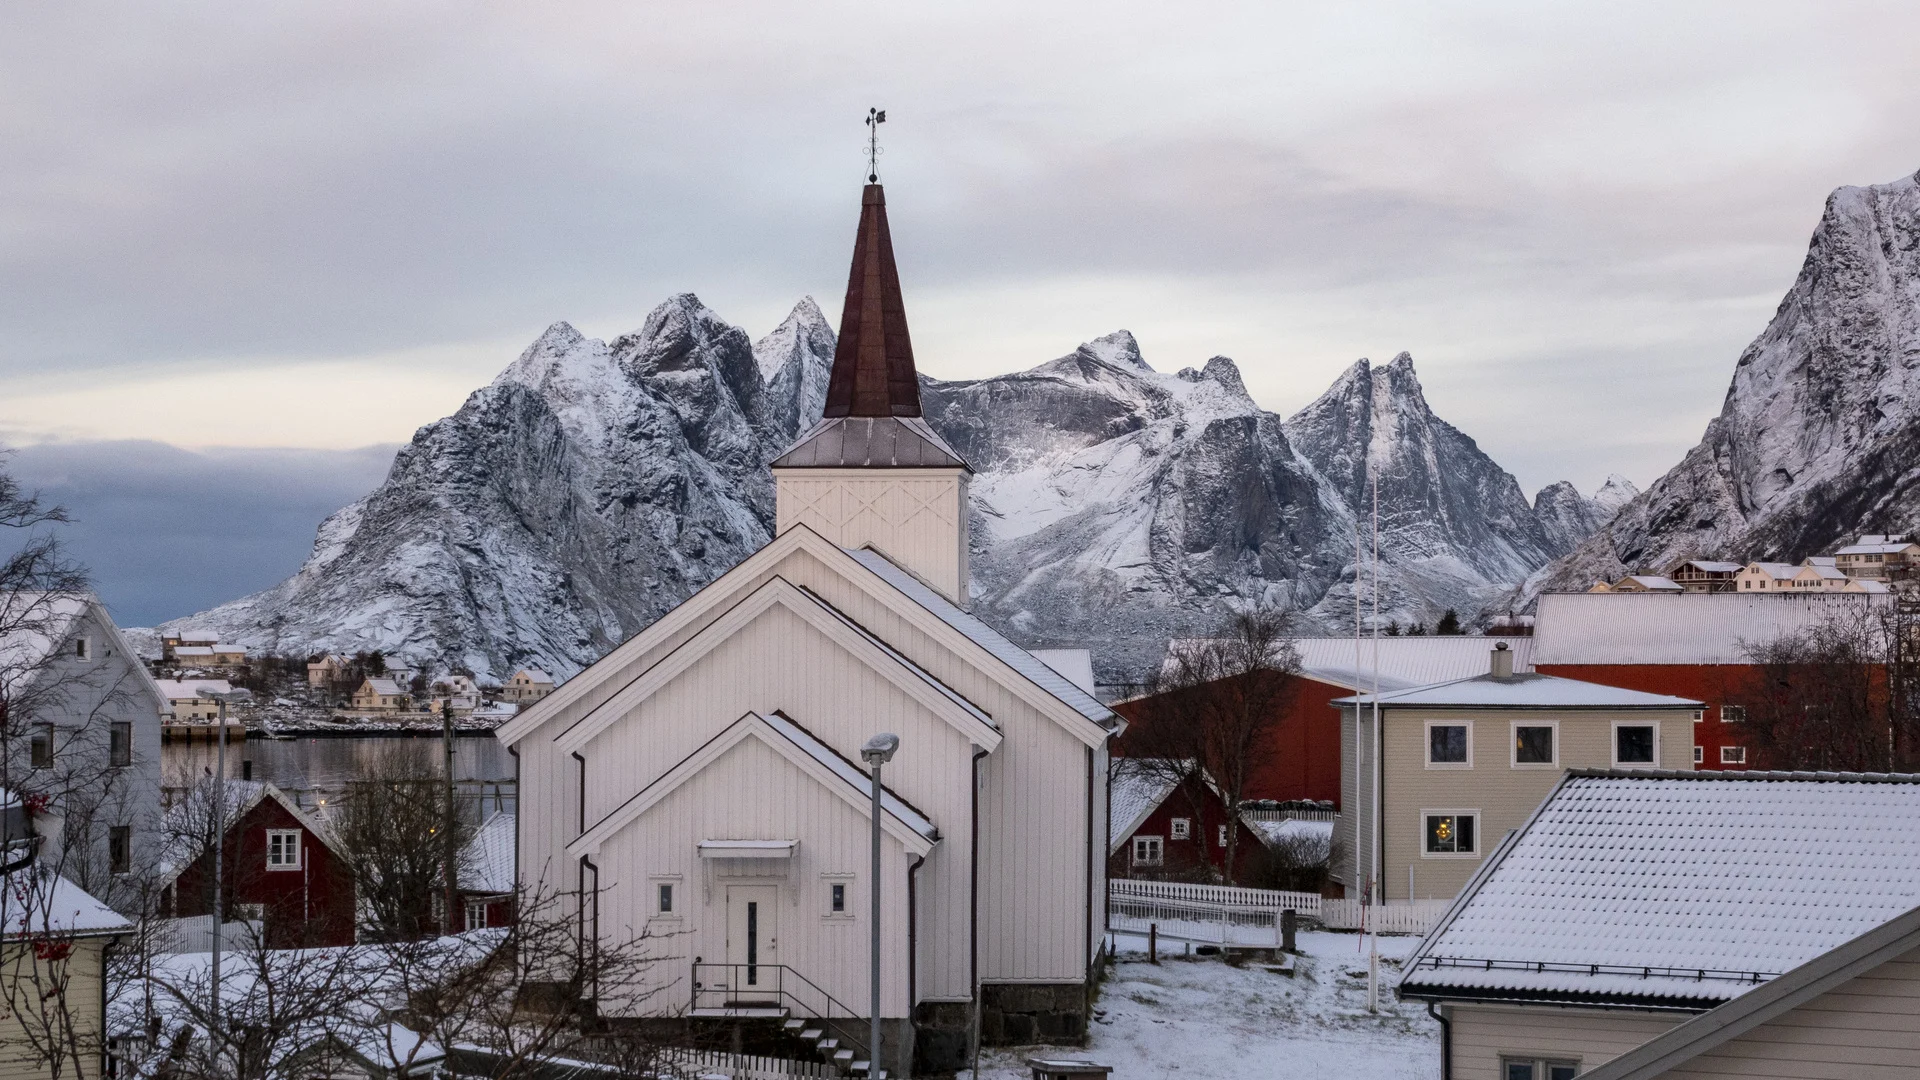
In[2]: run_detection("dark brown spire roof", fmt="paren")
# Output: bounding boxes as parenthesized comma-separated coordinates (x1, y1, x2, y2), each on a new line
(823, 184, 922, 418)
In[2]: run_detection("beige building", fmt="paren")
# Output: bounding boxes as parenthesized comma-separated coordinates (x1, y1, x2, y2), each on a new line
(1787, 557, 1849, 591)
(306, 654, 347, 687)
(500, 668, 554, 703)
(1399, 770, 1920, 1080)
(1833, 534, 1919, 580)
(153, 678, 234, 722)
(1336, 643, 1697, 902)
(1604, 574, 1683, 594)
(171, 642, 247, 667)
(1663, 559, 1741, 593)
(1732, 561, 1798, 591)
(1, 868, 130, 1080)
(350, 677, 411, 712)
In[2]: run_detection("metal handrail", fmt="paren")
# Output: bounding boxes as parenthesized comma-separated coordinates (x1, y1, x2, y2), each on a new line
(691, 962, 870, 1063)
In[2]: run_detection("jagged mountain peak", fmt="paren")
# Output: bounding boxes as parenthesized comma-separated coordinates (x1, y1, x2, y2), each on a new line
(1590, 474, 1639, 514)
(1076, 330, 1152, 373)
(754, 297, 834, 382)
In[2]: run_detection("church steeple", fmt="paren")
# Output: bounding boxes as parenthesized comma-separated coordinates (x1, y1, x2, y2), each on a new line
(824, 185, 922, 419)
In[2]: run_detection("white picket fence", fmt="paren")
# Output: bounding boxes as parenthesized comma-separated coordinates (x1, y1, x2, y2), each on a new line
(1319, 898, 1451, 934)
(1108, 879, 1449, 940)
(671, 1049, 836, 1079)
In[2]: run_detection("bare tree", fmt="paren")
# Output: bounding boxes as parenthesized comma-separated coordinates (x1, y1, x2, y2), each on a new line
(335, 744, 474, 942)
(1738, 598, 1920, 772)
(1122, 605, 1300, 885)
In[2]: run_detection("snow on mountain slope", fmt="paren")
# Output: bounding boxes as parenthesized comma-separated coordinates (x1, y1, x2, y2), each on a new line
(167, 308, 1605, 682)
(1533, 169, 1920, 594)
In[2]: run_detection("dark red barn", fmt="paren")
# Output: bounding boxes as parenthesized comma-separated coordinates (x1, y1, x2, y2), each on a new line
(157, 781, 356, 948)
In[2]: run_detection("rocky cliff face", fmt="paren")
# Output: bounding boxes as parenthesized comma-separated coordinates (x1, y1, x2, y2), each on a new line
(173, 305, 1613, 681)
(1533, 170, 1920, 593)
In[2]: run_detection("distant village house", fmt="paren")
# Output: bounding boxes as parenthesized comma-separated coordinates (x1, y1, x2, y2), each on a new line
(499, 668, 554, 703)
(351, 677, 412, 712)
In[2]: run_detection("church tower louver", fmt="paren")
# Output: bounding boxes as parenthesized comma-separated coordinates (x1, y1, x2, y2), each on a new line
(772, 183, 974, 605)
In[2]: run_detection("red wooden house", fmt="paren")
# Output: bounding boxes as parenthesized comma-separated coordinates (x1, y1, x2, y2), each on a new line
(1531, 592, 1891, 770)
(454, 810, 514, 931)
(157, 780, 355, 948)
(1107, 759, 1268, 881)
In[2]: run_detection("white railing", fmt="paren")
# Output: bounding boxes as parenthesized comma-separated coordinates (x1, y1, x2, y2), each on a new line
(1110, 878, 1322, 915)
(670, 1049, 836, 1079)
(1319, 898, 1450, 934)
(1107, 879, 1320, 947)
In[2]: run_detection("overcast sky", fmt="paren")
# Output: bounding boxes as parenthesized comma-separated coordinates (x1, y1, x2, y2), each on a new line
(4, 3, 1920, 621)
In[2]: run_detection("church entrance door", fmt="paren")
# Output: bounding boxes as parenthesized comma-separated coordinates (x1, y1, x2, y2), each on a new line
(725, 884, 780, 1002)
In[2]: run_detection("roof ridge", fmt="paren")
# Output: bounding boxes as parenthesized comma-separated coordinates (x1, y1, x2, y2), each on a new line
(1567, 767, 1920, 784)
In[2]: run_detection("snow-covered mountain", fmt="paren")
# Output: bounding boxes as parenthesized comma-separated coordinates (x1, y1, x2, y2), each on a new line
(1532, 169, 1920, 594)
(170, 303, 1612, 682)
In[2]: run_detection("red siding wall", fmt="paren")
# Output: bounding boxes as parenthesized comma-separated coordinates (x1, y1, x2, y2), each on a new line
(1114, 673, 1345, 806)
(1533, 664, 1755, 769)
(1109, 787, 1267, 882)
(171, 799, 356, 948)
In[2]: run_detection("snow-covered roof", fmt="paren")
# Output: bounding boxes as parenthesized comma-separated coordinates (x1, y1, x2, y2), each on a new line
(846, 547, 1120, 733)
(1, 867, 132, 938)
(1031, 649, 1096, 695)
(1793, 563, 1847, 580)
(1335, 671, 1698, 710)
(1532, 592, 1890, 666)
(1246, 818, 1333, 862)
(1847, 579, 1892, 594)
(1400, 770, 1920, 1009)
(1109, 758, 1189, 853)
(1741, 561, 1797, 579)
(1617, 575, 1682, 591)
(461, 811, 515, 896)
(514, 668, 553, 684)
(759, 711, 938, 842)
(1669, 560, 1742, 574)
(361, 677, 405, 696)
(1837, 541, 1917, 555)
(1194, 636, 1537, 694)
(153, 677, 233, 702)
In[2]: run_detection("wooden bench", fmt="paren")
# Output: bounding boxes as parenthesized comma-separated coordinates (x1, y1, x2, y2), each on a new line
(1027, 1058, 1114, 1079)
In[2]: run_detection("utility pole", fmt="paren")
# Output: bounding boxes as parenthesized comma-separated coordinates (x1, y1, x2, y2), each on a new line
(196, 686, 252, 1049)
(861, 733, 899, 1079)
(444, 703, 457, 934)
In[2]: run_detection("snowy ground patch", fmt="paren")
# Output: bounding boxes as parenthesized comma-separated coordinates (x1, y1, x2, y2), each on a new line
(965, 930, 1437, 1080)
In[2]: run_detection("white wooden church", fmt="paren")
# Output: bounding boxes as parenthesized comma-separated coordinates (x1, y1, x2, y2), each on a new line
(498, 183, 1123, 1076)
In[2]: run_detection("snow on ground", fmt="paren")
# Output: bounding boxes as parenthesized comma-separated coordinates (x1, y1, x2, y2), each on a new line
(964, 930, 1437, 1080)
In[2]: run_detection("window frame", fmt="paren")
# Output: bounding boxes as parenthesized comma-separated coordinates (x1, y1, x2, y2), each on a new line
(1424, 719, 1474, 770)
(30, 724, 54, 770)
(821, 873, 855, 920)
(1509, 720, 1559, 769)
(1720, 745, 1746, 765)
(1611, 720, 1661, 768)
(1169, 817, 1190, 841)
(109, 825, 132, 876)
(1693, 745, 1704, 764)
(1420, 809, 1481, 859)
(465, 899, 489, 930)
(650, 876, 683, 920)
(109, 722, 133, 768)
(1720, 704, 1745, 724)
(265, 829, 302, 871)
(1501, 1057, 1579, 1080)
(73, 636, 92, 661)
(1132, 835, 1165, 867)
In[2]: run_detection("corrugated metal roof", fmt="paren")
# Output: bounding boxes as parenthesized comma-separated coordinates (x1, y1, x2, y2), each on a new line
(1334, 671, 1698, 709)
(846, 547, 1119, 732)
(771, 415, 969, 470)
(1401, 771, 1920, 1007)
(1532, 592, 1890, 665)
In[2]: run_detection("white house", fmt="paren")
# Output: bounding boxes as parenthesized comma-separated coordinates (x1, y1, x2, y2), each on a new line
(497, 182, 1122, 1077)
(1399, 769, 1920, 1079)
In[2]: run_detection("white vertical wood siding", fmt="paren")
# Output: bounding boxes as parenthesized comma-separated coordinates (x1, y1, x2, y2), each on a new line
(1448, 1003, 1682, 1078)
(1663, 944, 1920, 1079)
(776, 470, 969, 604)
(595, 735, 917, 1018)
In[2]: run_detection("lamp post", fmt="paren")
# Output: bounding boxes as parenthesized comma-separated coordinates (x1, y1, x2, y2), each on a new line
(860, 733, 899, 1078)
(195, 686, 253, 1046)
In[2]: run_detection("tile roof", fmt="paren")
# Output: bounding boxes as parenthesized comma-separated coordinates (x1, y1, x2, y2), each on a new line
(1334, 672, 1699, 709)
(1531, 592, 1890, 665)
(846, 547, 1119, 732)
(1400, 771, 1920, 1008)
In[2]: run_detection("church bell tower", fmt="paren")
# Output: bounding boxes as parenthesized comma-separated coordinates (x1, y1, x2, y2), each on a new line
(772, 183, 973, 605)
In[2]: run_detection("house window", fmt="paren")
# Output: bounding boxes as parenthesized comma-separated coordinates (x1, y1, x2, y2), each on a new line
(1503, 1059, 1578, 1080)
(1512, 724, 1556, 766)
(74, 637, 90, 660)
(30, 725, 53, 769)
(1217, 824, 1228, 848)
(658, 883, 674, 915)
(1169, 818, 1190, 841)
(1613, 723, 1658, 767)
(821, 875, 854, 919)
(109, 826, 131, 875)
(1423, 812, 1478, 857)
(1721, 705, 1745, 723)
(109, 722, 132, 768)
(265, 830, 301, 870)
(1426, 722, 1471, 767)
(1721, 746, 1746, 764)
(1132, 836, 1164, 867)
(1694, 746, 1704, 764)
(466, 899, 489, 929)
(831, 883, 846, 913)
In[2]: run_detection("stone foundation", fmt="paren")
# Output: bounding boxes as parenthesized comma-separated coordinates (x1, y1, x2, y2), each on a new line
(913, 1001, 974, 1075)
(979, 981, 1090, 1046)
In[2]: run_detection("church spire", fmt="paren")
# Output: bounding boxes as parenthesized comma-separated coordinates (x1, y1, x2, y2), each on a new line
(823, 184, 922, 418)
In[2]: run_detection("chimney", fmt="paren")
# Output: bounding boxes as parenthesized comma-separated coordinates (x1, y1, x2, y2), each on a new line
(1490, 641, 1514, 680)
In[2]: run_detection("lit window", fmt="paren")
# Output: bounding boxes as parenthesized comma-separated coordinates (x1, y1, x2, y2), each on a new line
(1169, 818, 1190, 840)
(1513, 725, 1555, 766)
(1721, 705, 1745, 723)
(831, 883, 845, 913)
(109, 722, 132, 768)
(1721, 746, 1746, 765)
(1132, 836, 1164, 867)
(1614, 724, 1657, 766)
(266, 830, 301, 870)
(1423, 813, 1477, 856)
(1427, 723, 1470, 766)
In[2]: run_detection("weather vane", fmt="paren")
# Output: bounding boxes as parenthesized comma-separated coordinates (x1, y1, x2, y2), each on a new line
(866, 107, 886, 183)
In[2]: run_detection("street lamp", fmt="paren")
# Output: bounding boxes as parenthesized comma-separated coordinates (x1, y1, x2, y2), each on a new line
(196, 686, 252, 1045)
(860, 733, 899, 1078)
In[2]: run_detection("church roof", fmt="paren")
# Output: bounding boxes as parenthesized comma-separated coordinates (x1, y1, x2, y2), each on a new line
(771, 415, 967, 470)
(825, 184, 921, 419)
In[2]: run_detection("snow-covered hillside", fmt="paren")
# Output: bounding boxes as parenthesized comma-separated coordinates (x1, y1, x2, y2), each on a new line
(167, 303, 1616, 682)
(1531, 169, 1920, 595)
